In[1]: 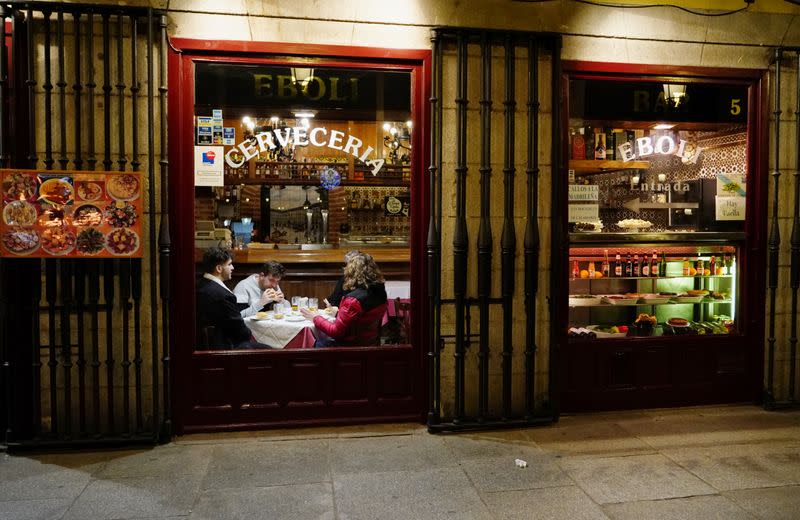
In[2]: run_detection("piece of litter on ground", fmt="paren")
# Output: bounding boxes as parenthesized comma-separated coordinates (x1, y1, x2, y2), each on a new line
(514, 458, 528, 468)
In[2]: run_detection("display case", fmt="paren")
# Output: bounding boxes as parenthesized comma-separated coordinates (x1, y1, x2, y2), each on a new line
(559, 67, 764, 411)
(568, 241, 738, 339)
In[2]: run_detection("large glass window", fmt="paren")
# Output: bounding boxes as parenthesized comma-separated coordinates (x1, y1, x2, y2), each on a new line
(192, 62, 412, 351)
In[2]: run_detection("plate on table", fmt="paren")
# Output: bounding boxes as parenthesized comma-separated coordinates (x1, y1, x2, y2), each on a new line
(285, 315, 306, 322)
(640, 294, 671, 305)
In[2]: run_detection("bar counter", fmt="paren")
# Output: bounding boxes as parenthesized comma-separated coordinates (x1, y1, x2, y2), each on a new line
(194, 246, 409, 265)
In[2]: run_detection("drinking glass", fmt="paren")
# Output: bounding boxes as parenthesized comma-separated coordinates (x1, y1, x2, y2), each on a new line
(299, 297, 309, 309)
(308, 298, 318, 312)
(273, 304, 285, 319)
(291, 296, 300, 312)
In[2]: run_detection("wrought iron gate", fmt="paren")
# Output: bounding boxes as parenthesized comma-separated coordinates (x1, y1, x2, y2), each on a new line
(0, 1, 170, 447)
(427, 28, 561, 431)
(766, 48, 800, 408)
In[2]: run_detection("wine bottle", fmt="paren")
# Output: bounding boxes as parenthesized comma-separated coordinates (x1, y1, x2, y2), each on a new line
(614, 252, 622, 277)
(633, 254, 640, 277)
(602, 249, 610, 277)
(625, 253, 633, 277)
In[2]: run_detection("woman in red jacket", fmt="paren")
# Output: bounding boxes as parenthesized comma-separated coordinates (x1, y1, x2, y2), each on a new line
(300, 252, 387, 347)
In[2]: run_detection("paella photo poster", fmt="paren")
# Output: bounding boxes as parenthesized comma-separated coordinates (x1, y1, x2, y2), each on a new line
(1, 169, 143, 258)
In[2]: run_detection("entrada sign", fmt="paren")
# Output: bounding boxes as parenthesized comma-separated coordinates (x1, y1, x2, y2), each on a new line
(224, 127, 385, 175)
(618, 135, 702, 164)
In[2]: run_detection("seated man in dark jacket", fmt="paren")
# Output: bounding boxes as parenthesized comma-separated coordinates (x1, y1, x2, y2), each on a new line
(196, 247, 260, 349)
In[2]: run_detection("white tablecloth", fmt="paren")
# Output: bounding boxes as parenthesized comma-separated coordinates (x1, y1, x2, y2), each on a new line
(245, 316, 315, 349)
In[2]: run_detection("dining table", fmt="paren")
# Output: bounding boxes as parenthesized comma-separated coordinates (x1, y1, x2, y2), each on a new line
(245, 311, 335, 349)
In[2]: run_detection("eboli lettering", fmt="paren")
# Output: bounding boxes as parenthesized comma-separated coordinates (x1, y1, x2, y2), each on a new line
(618, 135, 702, 164)
(252, 74, 360, 103)
(224, 127, 384, 175)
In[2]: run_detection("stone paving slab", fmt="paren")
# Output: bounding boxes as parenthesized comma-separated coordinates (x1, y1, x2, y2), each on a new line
(330, 434, 456, 476)
(61, 475, 203, 520)
(190, 483, 334, 520)
(333, 467, 492, 520)
(0, 497, 73, 520)
(0, 455, 92, 501)
(724, 485, 800, 520)
(481, 486, 610, 520)
(661, 442, 800, 491)
(201, 439, 331, 490)
(560, 453, 717, 504)
(601, 495, 756, 520)
(459, 453, 573, 492)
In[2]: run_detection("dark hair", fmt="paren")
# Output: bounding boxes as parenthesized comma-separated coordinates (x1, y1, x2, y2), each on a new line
(261, 260, 286, 278)
(202, 247, 233, 274)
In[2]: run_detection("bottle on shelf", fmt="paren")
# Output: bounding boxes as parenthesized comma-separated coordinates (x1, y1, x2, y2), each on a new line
(696, 257, 704, 276)
(651, 251, 658, 277)
(572, 128, 586, 160)
(683, 257, 690, 276)
(605, 128, 616, 161)
(659, 252, 667, 277)
(710, 255, 716, 275)
(588, 261, 596, 279)
(642, 253, 650, 277)
(594, 131, 606, 160)
(572, 260, 579, 279)
(633, 253, 640, 277)
(625, 253, 633, 277)
(585, 125, 594, 159)
(602, 250, 610, 277)
(614, 251, 622, 277)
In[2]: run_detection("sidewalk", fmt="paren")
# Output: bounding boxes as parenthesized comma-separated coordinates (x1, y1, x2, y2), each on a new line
(1, 404, 799, 519)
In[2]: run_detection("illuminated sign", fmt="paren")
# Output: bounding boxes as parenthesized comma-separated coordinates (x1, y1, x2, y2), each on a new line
(618, 135, 702, 164)
(224, 127, 385, 175)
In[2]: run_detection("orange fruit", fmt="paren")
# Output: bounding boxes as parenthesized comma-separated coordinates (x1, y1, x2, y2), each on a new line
(580, 270, 589, 279)
(689, 267, 697, 276)
(704, 269, 711, 276)
(594, 271, 603, 279)
(715, 267, 724, 275)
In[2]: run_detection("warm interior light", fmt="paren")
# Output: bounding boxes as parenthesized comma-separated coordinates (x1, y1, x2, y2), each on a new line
(383, 122, 391, 132)
(293, 111, 315, 119)
(270, 116, 279, 123)
(653, 123, 675, 130)
(242, 116, 252, 125)
(291, 67, 314, 85)
(406, 120, 413, 129)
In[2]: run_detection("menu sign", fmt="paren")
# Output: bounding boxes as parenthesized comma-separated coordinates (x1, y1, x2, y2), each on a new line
(1, 169, 143, 258)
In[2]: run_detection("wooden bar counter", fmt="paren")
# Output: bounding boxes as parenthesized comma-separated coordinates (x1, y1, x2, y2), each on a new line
(194, 246, 410, 301)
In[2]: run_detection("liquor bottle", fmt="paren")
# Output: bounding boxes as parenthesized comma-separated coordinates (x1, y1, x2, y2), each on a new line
(659, 252, 667, 277)
(625, 253, 633, 277)
(683, 258, 690, 276)
(588, 261, 596, 278)
(602, 250, 610, 277)
(614, 252, 622, 277)
(709, 255, 716, 275)
(642, 254, 650, 277)
(696, 257, 704, 276)
(572, 260, 579, 279)
(633, 253, 640, 277)
(572, 128, 586, 160)
(594, 131, 606, 160)
(651, 251, 658, 277)
(585, 125, 594, 159)
(605, 128, 616, 161)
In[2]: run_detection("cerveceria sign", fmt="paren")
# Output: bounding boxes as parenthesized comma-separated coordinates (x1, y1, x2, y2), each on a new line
(225, 127, 385, 175)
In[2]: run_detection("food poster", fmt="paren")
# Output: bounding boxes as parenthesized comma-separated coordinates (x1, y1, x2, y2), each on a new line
(1, 169, 143, 258)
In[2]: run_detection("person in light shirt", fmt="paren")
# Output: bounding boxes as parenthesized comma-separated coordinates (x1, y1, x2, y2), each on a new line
(233, 260, 286, 318)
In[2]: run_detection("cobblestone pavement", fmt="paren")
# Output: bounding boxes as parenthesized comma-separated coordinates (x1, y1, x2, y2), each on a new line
(2, 404, 800, 519)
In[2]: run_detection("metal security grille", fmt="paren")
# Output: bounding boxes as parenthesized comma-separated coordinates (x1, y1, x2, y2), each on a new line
(427, 28, 562, 431)
(766, 48, 800, 408)
(0, 1, 170, 447)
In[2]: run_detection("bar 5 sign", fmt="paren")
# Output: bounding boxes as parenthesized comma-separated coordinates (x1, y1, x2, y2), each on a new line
(618, 135, 702, 164)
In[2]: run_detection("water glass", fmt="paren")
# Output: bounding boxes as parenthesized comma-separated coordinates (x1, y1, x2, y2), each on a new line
(299, 297, 309, 309)
(308, 298, 318, 312)
(291, 296, 300, 312)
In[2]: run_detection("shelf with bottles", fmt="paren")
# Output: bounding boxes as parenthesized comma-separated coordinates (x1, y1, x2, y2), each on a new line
(569, 159, 650, 174)
(222, 161, 409, 187)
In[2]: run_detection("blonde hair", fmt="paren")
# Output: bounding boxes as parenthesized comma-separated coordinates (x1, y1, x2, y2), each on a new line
(343, 253, 384, 291)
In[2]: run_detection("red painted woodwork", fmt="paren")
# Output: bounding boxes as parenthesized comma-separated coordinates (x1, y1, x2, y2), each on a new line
(168, 39, 431, 433)
(559, 62, 767, 412)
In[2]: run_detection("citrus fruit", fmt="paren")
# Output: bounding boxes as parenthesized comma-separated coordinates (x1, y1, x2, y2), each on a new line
(689, 267, 697, 276)
(580, 270, 589, 279)
(704, 269, 711, 276)
(594, 271, 603, 279)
